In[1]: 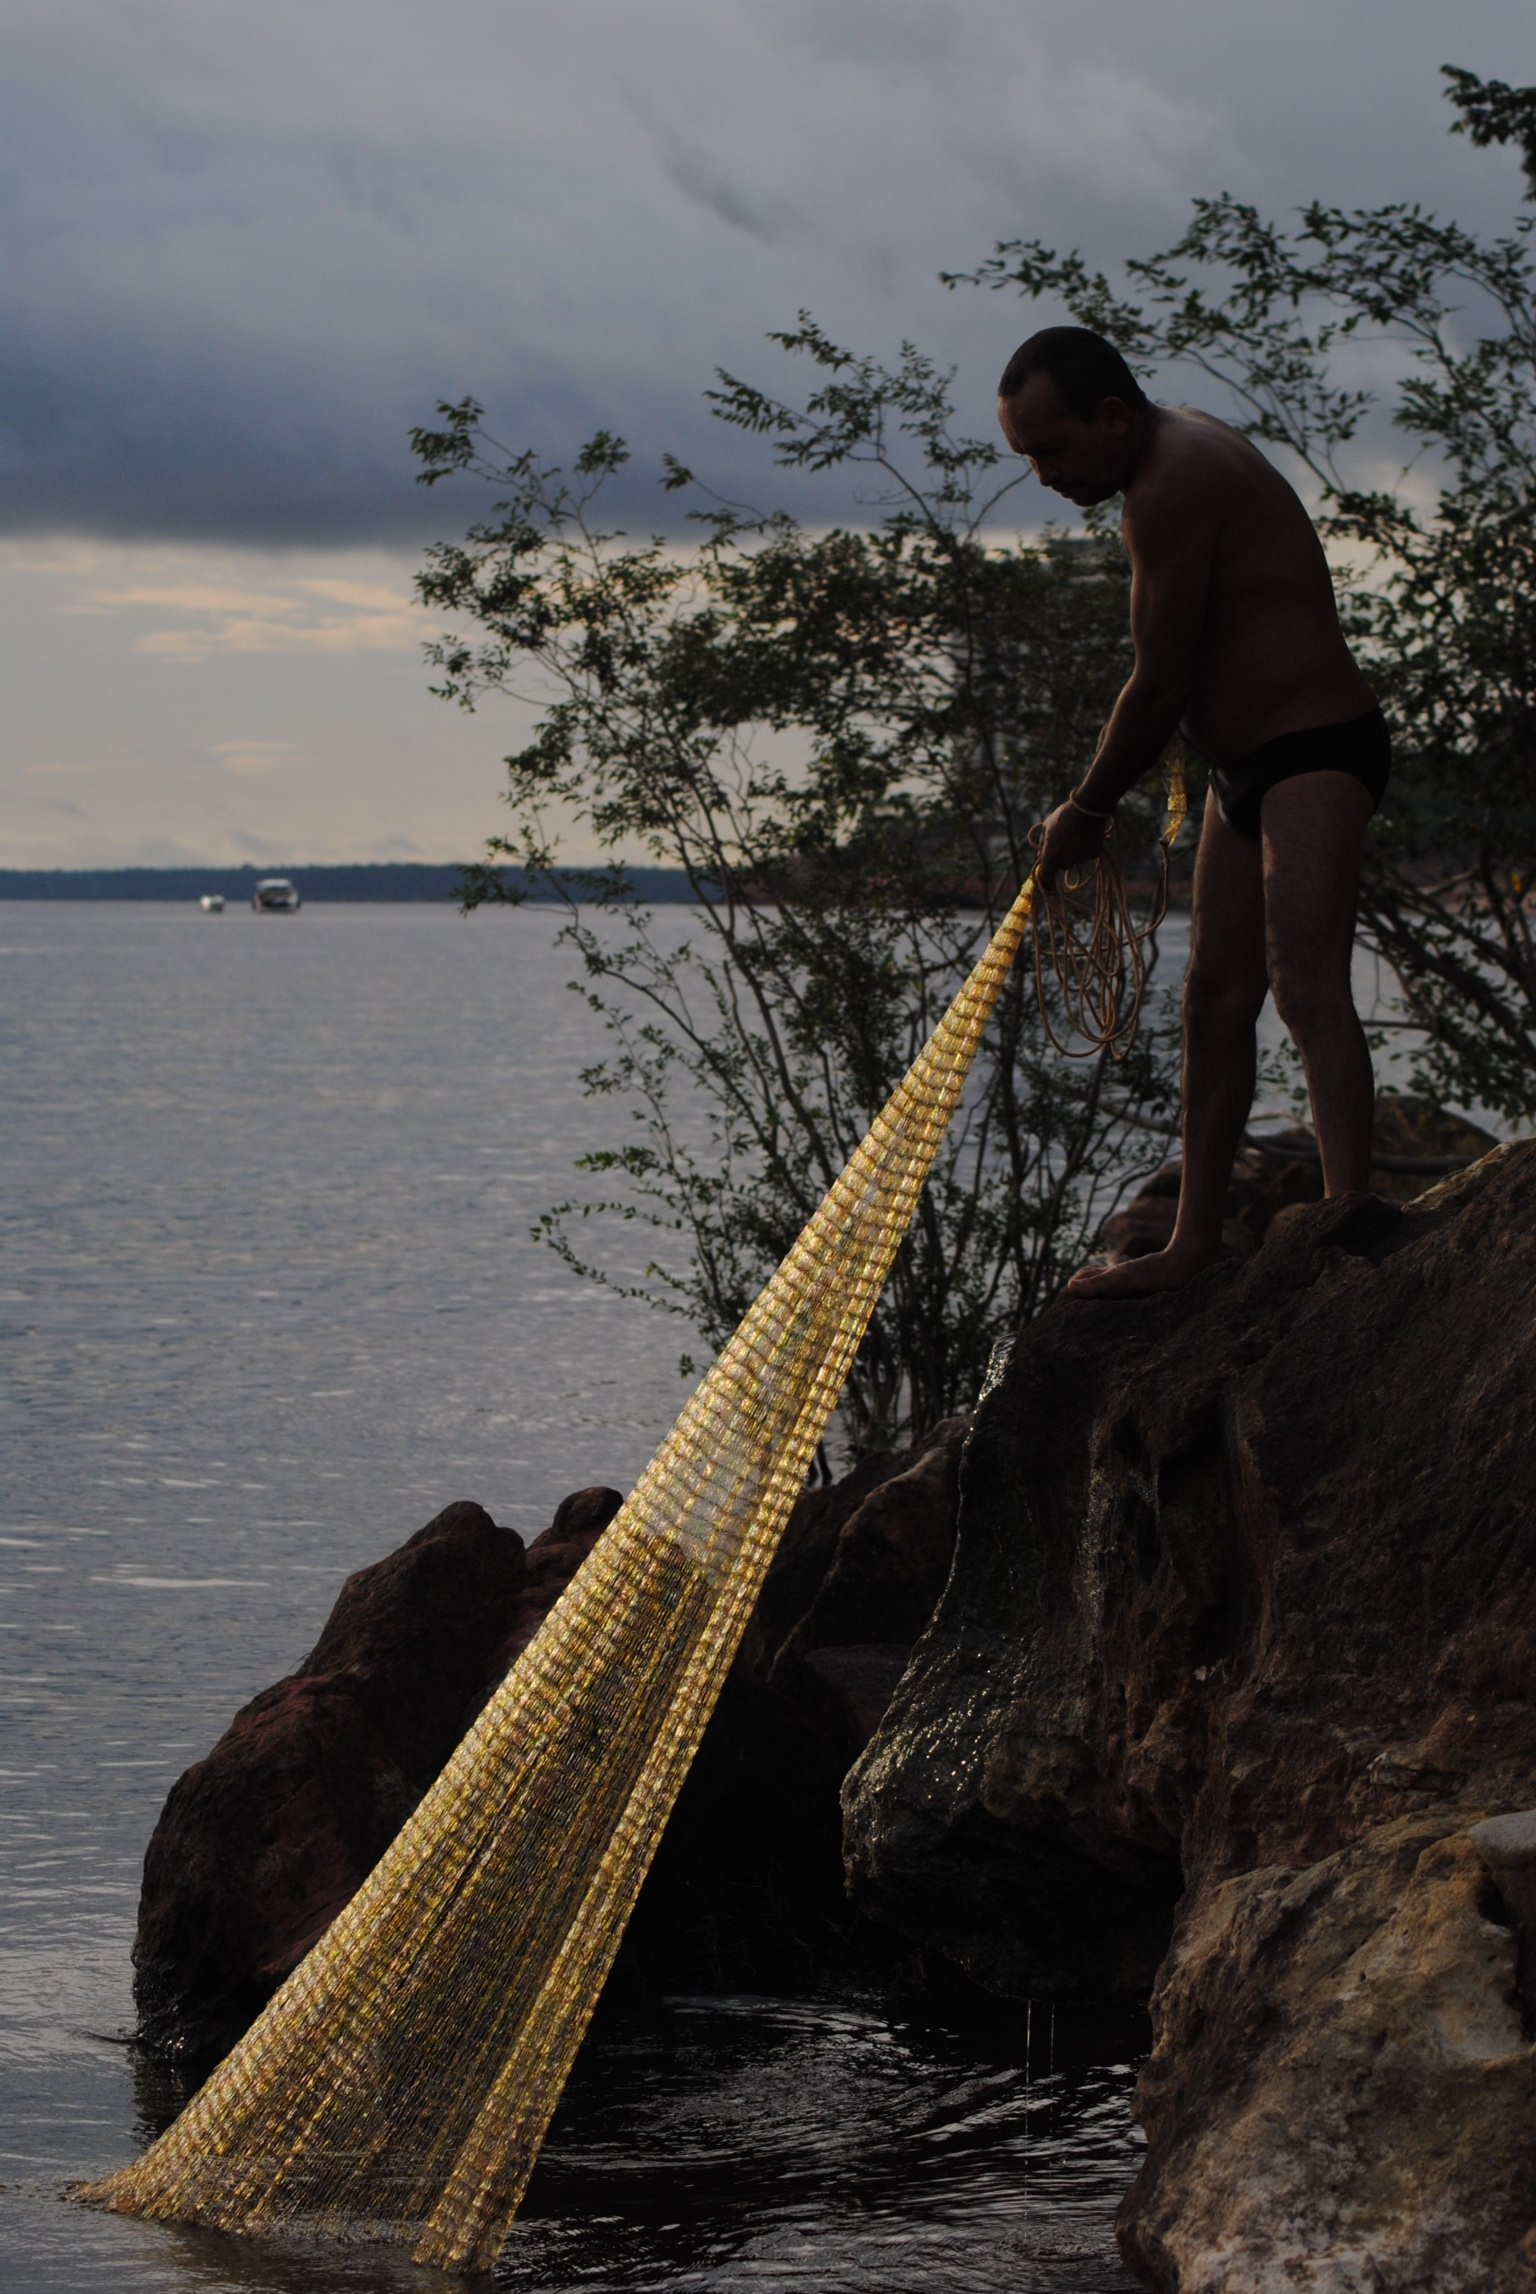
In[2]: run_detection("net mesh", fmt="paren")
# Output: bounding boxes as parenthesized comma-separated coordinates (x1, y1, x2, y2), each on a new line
(81, 876, 1038, 2273)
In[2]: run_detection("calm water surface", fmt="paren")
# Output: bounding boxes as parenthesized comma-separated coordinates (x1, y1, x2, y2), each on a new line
(2, 902, 1143, 2292)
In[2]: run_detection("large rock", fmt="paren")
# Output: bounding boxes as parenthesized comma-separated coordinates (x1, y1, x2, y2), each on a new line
(844, 1144, 1536, 2290)
(1128, 1814, 1536, 2293)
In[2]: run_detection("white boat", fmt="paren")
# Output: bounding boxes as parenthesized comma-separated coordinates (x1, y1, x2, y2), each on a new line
(251, 877, 302, 913)
(198, 893, 226, 913)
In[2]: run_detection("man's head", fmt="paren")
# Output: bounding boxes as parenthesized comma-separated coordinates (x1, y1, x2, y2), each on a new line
(997, 327, 1151, 506)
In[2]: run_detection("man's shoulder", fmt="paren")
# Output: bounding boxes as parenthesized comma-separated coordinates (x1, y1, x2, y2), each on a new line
(1122, 453, 1222, 550)
(1123, 409, 1259, 547)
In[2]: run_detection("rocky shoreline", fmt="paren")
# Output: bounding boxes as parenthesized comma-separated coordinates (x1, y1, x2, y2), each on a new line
(130, 1429, 975, 2076)
(131, 1137, 1536, 2290)
(849, 1145, 1536, 2291)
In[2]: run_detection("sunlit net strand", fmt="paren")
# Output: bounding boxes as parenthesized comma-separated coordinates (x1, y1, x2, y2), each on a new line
(80, 873, 1041, 2275)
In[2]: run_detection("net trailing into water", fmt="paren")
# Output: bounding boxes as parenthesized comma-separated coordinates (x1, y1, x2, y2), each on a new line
(82, 876, 1039, 2273)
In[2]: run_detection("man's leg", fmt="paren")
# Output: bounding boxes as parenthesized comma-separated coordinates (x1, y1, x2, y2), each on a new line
(1260, 769, 1376, 1196)
(1067, 792, 1269, 1298)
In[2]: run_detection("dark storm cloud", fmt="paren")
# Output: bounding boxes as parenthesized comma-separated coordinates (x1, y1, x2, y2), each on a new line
(2, 0, 1531, 547)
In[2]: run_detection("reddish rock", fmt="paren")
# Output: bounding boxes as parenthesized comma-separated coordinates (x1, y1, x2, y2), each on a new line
(133, 1673, 414, 2069)
(298, 1495, 529, 1771)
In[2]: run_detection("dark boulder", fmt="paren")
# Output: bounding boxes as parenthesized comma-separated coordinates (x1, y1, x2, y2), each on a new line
(628, 1418, 972, 1989)
(491, 1483, 624, 1668)
(132, 1672, 418, 2073)
(613, 1670, 855, 1995)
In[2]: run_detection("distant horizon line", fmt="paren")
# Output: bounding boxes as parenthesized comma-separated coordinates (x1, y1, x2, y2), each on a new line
(0, 861, 702, 903)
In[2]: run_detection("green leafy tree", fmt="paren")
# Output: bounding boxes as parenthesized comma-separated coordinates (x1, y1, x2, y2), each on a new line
(412, 324, 1179, 1451)
(951, 64, 1536, 1122)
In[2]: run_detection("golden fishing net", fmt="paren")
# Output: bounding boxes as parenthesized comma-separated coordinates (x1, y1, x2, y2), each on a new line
(80, 872, 1043, 2275)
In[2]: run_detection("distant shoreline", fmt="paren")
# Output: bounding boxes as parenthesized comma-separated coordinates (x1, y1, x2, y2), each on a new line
(0, 863, 1191, 911)
(0, 864, 701, 904)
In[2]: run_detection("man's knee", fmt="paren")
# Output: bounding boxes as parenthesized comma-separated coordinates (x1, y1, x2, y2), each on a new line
(1184, 962, 1267, 1038)
(1268, 952, 1356, 1040)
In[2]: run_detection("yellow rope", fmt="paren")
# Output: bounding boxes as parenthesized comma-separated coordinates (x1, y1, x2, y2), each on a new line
(1027, 750, 1188, 1060)
(79, 874, 1043, 2276)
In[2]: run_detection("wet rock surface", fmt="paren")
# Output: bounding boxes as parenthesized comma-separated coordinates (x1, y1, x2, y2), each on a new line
(844, 1143, 1536, 2290)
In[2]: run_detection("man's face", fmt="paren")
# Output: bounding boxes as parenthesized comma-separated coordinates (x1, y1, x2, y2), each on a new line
(997, 372, 1137, 506)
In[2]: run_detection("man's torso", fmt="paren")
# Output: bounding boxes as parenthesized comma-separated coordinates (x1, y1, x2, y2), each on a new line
(1126, 407, 1376, 766)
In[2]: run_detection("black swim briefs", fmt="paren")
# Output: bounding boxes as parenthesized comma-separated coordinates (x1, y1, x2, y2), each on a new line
(1207, 706, 1391, 841)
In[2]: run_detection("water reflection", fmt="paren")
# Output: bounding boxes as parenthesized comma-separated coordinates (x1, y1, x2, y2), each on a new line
(501, 1991, 1146, 2292)
(29, 1991, 1144, 2294)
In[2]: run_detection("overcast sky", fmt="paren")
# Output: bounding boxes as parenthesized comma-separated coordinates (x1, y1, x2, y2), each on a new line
(4, 0, 1532, 869)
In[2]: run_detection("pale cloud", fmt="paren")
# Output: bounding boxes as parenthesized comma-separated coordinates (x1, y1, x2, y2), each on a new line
(59, 562, 425, 664)
(134, 608, 421, 664)
(75, 582, 306, 621)
(212, 740, 298, 776)
(0, 535, 534, 869)
(4, 539, 117, 578)
(290, 578, 420, 611)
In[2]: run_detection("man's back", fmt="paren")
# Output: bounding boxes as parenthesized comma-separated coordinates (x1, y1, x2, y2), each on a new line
(1126, 407, 1376, 764)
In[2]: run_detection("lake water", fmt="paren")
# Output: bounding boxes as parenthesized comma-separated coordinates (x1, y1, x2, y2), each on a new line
(2, 901, 1150, 2292)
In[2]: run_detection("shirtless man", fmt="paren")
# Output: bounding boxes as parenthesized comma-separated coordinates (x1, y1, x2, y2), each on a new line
(998, 325, 1389, 1298)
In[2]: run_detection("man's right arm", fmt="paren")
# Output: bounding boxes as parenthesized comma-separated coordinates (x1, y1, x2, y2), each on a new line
(1033, 477, 1216, 888)
(1074, 480, 1216, 816)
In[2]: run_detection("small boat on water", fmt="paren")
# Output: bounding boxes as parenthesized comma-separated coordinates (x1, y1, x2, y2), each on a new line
(251, 877, 302, 913)
(198, 893, 226, 913)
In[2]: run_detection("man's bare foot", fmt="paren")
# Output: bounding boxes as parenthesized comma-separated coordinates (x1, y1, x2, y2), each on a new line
(1065, 1243, 1222, 1300)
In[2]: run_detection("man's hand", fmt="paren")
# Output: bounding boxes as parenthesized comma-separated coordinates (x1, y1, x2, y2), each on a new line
(1034, 797, 1111, 890)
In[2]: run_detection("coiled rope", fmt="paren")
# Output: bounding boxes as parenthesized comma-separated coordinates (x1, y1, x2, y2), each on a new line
(1027, 751, 1188, 1059)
